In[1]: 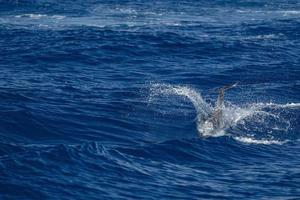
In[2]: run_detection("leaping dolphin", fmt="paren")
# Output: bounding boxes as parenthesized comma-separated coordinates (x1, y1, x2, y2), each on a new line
(198, 82, 238, 137)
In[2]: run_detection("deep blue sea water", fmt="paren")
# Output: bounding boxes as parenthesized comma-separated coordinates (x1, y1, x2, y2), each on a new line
(0, 0, 300, 199)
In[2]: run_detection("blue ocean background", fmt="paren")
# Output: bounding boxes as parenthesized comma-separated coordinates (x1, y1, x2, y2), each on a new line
(0, 0, 300, 199)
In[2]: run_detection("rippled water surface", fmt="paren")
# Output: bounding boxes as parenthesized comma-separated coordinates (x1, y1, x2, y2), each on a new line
(0, 0, 300, 199)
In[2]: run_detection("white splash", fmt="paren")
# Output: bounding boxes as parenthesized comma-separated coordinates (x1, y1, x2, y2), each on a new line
(149, 83, 299, 144)
(149, 83, 212, 121)
(254, 102, 300, 109)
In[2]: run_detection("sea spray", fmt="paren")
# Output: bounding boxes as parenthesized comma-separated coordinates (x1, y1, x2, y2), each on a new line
(149, 83, 299, 144)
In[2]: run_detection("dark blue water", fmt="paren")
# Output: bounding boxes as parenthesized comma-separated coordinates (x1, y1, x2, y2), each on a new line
(1, 0, 300, 199)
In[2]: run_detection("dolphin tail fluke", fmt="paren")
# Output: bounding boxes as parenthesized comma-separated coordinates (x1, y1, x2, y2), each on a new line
(215, 82, 239, 108)
(218, 82, 239, 92)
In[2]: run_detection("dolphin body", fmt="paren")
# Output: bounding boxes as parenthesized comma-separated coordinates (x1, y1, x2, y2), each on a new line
(198, 82, 238, 137)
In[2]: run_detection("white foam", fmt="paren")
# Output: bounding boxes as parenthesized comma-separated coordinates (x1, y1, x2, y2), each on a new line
(282, 10, 300, 16)
(15, 14, 47, 19)
(15, 14, 65, 20)
(259, 102, 300, 109)
(115, 7, 138, 15)
(234, 136, 286, 145)
(52, 15, 66, 20)
(236, 10, 300, 15)
(245, 34, 279, 40)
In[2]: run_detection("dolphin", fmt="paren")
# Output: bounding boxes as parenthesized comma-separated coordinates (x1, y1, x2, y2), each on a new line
(198, 82, 238, 137)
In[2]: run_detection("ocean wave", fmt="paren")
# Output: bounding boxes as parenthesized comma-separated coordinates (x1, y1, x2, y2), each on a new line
(1, 0, 300, 198)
